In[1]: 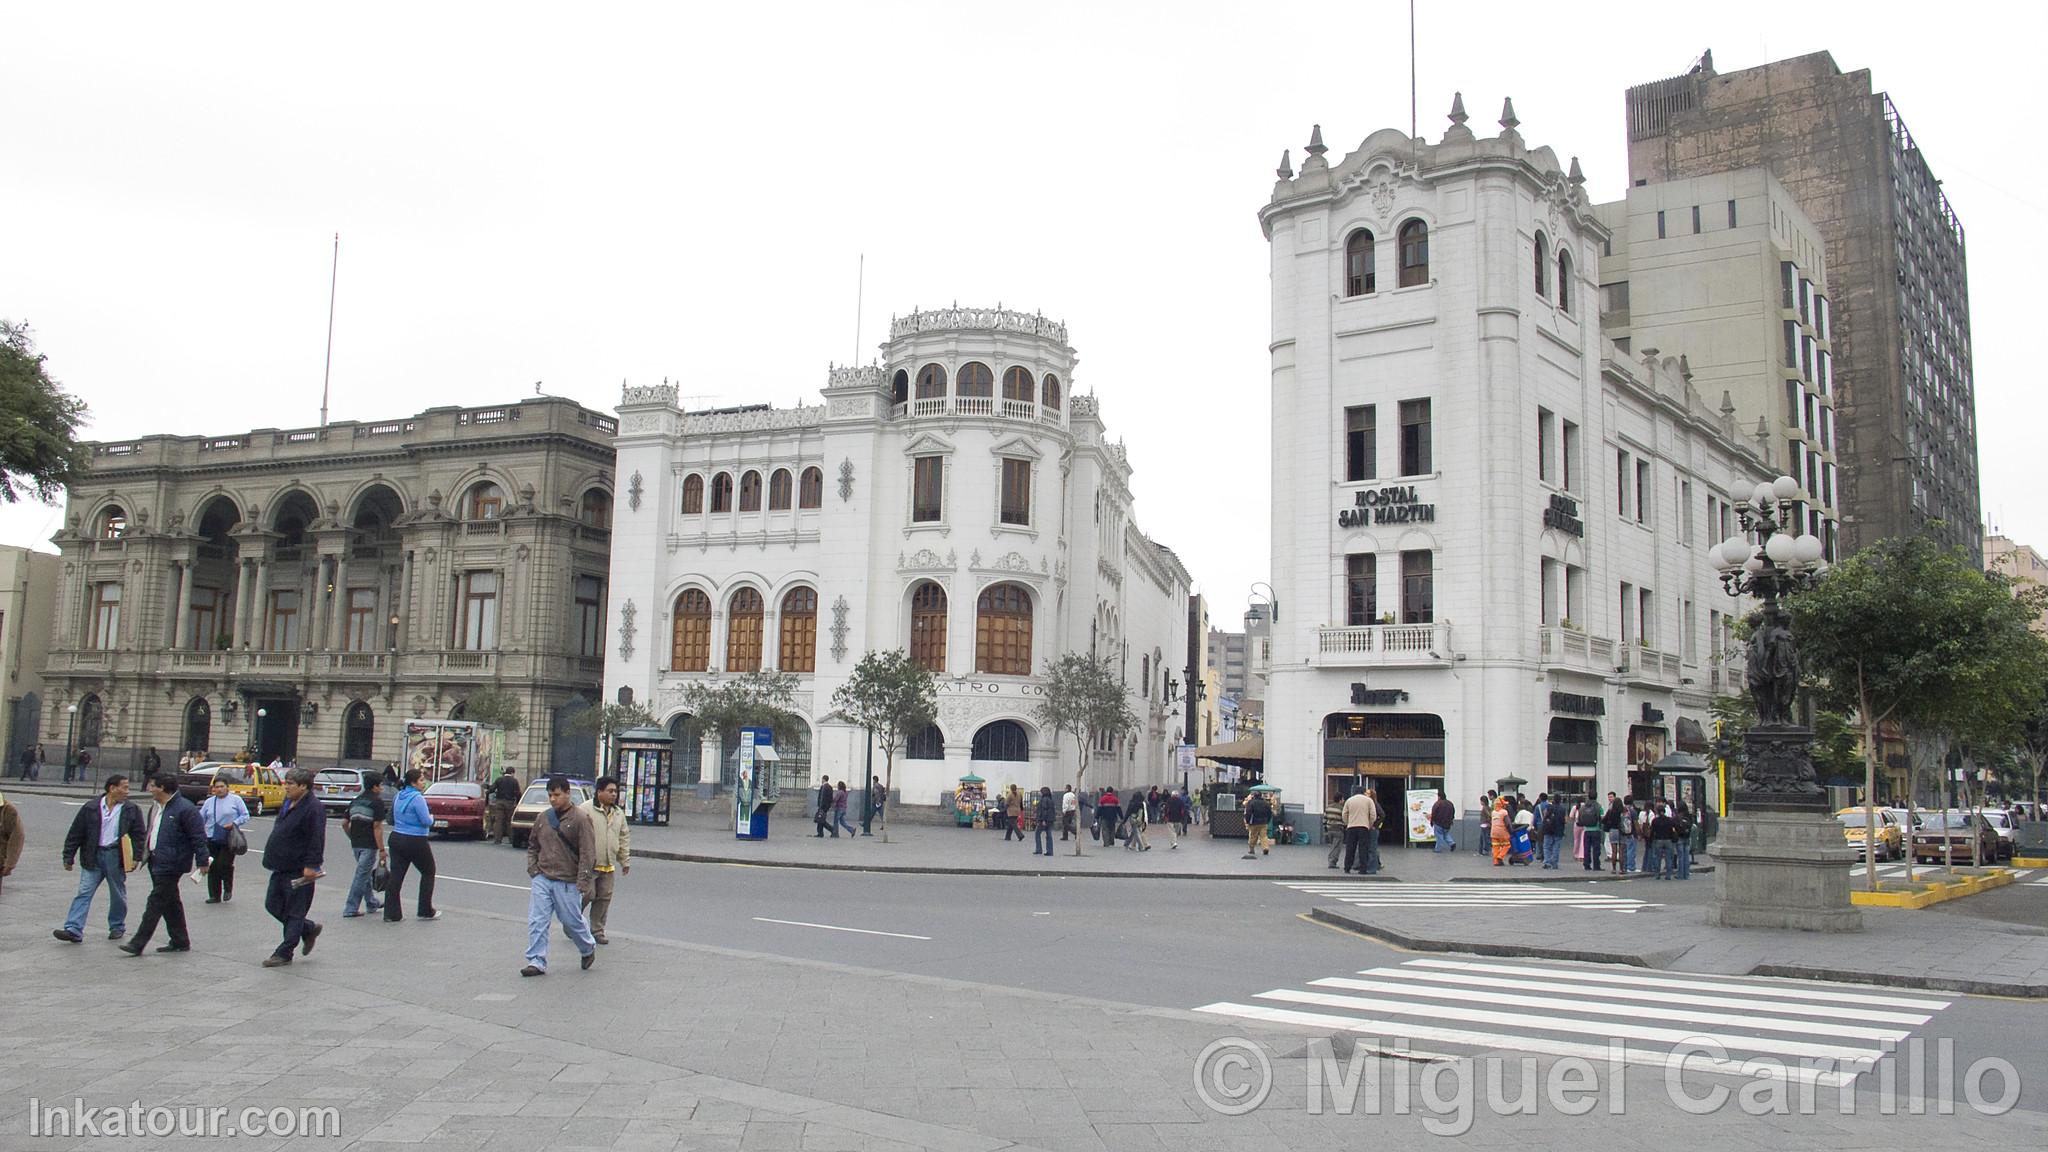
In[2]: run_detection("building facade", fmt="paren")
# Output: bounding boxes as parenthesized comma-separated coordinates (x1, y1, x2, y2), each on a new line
(1596, 168, 1842, 560)
(43, 398, 616, 774)
(1206, 627, 1247, 700)
(1626, 51, 1980, 562)
(605, 307, 1191, 805)
(1259, 100, 1772, 842)
(2, 545, 61, 766)
(1987, 534, 2048, 635)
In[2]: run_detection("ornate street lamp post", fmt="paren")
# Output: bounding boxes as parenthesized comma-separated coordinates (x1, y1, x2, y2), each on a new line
(1707, 475, 1861, 931)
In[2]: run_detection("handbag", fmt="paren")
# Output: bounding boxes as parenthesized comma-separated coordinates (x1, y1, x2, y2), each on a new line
(371, 861, 390, 888)
(230, 826, 249, 856)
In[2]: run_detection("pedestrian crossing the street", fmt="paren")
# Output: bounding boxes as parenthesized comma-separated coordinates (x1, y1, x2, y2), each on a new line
(1280, 880, 1659, 912)
(1196, 957, 1952, 1088)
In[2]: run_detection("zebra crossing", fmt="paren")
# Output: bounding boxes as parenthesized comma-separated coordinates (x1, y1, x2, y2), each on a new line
(1280, 879, 1659, 912)
(1196, 957, 1951, 1088)
(1851, 862, 2048, 885)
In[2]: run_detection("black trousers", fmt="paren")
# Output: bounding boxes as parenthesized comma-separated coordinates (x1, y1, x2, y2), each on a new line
(132, 869, 191, 949)
(384, 832, 437, 920)
(264, 871, 315, 957)
(206, 842, 236, 900)
(1344, 827, 1376, 873)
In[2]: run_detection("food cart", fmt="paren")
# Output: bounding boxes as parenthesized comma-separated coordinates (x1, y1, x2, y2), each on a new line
(953, 774, 987, 827)
(1191, 735, 1264, 839)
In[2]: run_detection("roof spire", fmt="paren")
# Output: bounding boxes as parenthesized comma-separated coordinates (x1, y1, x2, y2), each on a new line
(1448, 92, 1468, 127)
(1276, 149, 1293, 179)
(1305, 124, 1327, 158)
(1499, 97, 1519, 132)
(1568, 156, 1585, 186)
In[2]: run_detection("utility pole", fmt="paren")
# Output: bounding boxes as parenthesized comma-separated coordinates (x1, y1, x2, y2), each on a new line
(319, 233, 339, 427)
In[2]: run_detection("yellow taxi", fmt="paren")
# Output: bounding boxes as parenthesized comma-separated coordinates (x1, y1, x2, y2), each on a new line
(1836, 805, 1903, 861)
(217, 763, 287, 817)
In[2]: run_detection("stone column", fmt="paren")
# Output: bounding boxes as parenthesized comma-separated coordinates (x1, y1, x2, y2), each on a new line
(399, 551, 415, 652)
(231, 560, 253, 649)
(302, 560, 320, 651)
(171, 561, 193, 651)
(329, 554, 350, 650)
(251, 560, 272, 648)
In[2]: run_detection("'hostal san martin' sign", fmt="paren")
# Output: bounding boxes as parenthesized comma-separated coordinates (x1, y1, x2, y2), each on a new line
(1338, 485, 1435, 528)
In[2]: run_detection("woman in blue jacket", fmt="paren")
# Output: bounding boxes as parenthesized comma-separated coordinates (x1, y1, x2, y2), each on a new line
(383, 768, 441, 922)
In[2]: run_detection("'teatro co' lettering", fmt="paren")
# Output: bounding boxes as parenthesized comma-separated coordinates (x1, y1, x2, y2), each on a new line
(1337, 485, 1436, 528)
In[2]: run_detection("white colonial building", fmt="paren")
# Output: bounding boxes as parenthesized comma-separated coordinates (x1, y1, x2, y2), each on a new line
(1259, 99, 1773, 842)
(606, 307, 1191, 806)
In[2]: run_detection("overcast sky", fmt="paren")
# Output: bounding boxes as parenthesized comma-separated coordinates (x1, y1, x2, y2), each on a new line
(5, 0, 2042, 625)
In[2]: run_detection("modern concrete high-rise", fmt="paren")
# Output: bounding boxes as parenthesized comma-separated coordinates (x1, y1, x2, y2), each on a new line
(1626, 51, 1980, 562)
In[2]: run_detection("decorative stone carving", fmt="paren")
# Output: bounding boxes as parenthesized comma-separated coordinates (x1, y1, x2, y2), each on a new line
(620, 412, 663, 435)
(827, 394, 873, 418)
(890, 306, 1068, 345)
(682, 407, 826, 435)
(969, 549, 982, 568)
(621, 382, 679, 406)
(1370, 176, 1397, 221)
(617, 599, 637, 661)
(899, 548, 952, 572)
(988, 551, 1034, 574)
(827, 364, 883, 390)
(830, 595, 850, 661)
(1740, 726, 1826, 807)
(628, 471, 644, 512)
(838, 459, 855, 501)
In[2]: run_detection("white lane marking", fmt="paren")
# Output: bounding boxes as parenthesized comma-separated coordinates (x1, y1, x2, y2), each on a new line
(1194, 1002, 1859, 1089)
(437, 875, 532, 892)
(1406, 958, 1950, 1010)
(1350, 966, 1934, 1025)
(751, 917, 931, 940)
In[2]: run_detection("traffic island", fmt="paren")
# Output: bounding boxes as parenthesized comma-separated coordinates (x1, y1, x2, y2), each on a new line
(1850, 866, 2015, 909)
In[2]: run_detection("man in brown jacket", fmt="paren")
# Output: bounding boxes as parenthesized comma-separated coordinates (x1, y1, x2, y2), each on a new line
(522, 775, 597, 976)
(0, 790, 24, 895)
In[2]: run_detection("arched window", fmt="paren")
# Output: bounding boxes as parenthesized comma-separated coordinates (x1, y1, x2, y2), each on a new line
(975, 582, 1033, 676)
(779, 587, 817, 673)
(910, 582, 947, 672)
(906, 724, 945, 760)
(739, 470, 763, 512)
(1042, 374, 1062, 412)
(1398, 219, 1430, 287)
(682, 475, 704, 514)
(726, 588, 764, 672)
(1002, 366, 1034, 403)
(971, 720, 1030, 762)
(710, 472, 733, 513)
(672, 590, 712, 672)
(1557, 250, 1574, 315)
(798, 467, 823, 509)
(956, 362, 993, 397)
(915, 363, 947, 399)
(466, 482, 504, 520)
(891, 369, 909, 406)
(343, 701, 374, 760)
(183, 697, 211, 755)
(579, 489, 611, 529)
(1344, 228, 1376, 296)
(666, 712, 704, 785)
(99, 506, 129, 539)
(1534, 232, 1550, 298)
(768, 469, 793, 511)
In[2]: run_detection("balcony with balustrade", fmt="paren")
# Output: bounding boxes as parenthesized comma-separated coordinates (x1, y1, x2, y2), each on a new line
(1536, 626, 1617, 675)
(1312, 622, 1449, 668)
(1617, 643, 1683, 686)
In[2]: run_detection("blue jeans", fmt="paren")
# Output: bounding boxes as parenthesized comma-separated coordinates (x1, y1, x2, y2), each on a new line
(1432, 827, 1455, 852)
(1675, 840, 1692, 880)
(1035, 825, 1053, 855)
(526, 876, 595, 971)
(1582, 830, 1603, 869)
(1645, 842, 1668, 878)
(64, 846, 128, 935)
(1542, 833, 1562, 868)
(1624, 838, 1638, 872)
(344, 846, 384, 915)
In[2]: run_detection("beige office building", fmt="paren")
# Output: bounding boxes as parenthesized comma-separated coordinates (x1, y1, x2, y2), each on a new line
(2, 545, 61, 767)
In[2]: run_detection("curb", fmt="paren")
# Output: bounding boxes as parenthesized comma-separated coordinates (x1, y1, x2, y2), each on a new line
(1851, 868, 2014, 909)
(633, 847, 1350, 881)
(1749, 963, 2047, 1001)
(1307, 906, 1688, 968)
(2013, 855, 2048, 868)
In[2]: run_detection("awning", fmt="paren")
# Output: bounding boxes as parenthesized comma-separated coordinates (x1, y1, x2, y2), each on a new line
(1192, 735, 1263, 766)
(755, 745, 781, 762)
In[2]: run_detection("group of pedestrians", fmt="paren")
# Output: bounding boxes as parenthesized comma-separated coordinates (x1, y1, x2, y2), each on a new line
(12, 743, 49, 782)
(1085, 785, 1195, 853)
(811, 776, 868, 838)
(1471, 788, 1695, 878)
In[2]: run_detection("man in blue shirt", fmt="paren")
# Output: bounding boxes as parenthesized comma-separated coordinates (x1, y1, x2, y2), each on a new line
(120, 775, 211, 955)
(55, 775, 144, 943)
(200, 775, 250, 903)
(384, 768, 440, 923)
(261, 768, 326, 968)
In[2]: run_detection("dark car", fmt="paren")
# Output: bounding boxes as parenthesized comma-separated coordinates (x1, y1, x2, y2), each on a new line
(175, 762, 234, 803)
(424, 782, 487, 838)
(313, 767, 382, 818)
(1911, 811, 2000, 865)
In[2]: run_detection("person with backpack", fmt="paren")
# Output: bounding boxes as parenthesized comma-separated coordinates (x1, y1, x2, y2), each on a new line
(1242, 790, 1273, 859)
(341, 774, 387, 918)
(1575, 795, 1604, 871)
(1539, 793, 1567, 869)
(1428, 790, 1457, 853)
(1648, 802, 1679, 878)
(1673, 801, 1695, 880)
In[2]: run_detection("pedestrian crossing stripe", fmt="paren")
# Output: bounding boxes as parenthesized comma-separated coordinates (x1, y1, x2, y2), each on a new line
(1280, 880, 1658, 912)
(1194, 958, 1950, 1089)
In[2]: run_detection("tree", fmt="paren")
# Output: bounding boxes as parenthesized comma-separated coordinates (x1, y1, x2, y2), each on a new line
(1788, 533, 2048, 887)
(561, 701, 658, 775)
(1033, 652, 1139, 856)
(0, 321, 91, 504)
(829, 650, 937, 844)
(2018, 692, 2048, 811)
(455, 686, 526, 732)
(673, 670, 809, 784)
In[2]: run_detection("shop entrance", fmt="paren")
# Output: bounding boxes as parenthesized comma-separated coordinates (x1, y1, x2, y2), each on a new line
(1322, 711, 1445, 849)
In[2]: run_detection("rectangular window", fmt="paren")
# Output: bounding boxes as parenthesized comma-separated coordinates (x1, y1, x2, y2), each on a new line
(1400, 550, 1434, 624)
(1710, 609, 1724, 659)
(344, 588, 378, 652)
(1635, 459, 1650, 525)
(574, 576, 604, 658)
(266, 590, 300, 651)
(912, 456, 944, 522)
(1784, 320, 1799, 369)
(89, 582, 122, 650)
(1564, 565, 1585, 624)
(1683, 599, 1698, 663)
(1537, 408, 1556, 484)
(1345, 553, 1377, 626)
(1540, 559, 1560, 626)
(1616, 449, 1630, 517)
(188, 587, 218, 651)
(458, 571, 498, 651)
(1780, 261, 1795, 309)
(1799, 279, 1812, 324)
(1398, 399, 1431, 475)
(1727, 199, 1737, 228)
(1638, 588, 1654, 648)
(1619, 582, 1635, 646)
(1815, 295, 1830, 342)
(1344, 405, 1376, 482)
(1561, 421, 1579, 492)
(1681, 480, 1694, 544)
(999, 458, 1031, 526)
(1656, 210, 1666, 239)
(1786, 380, 1802, 428)
(1691, 205, 1701, 234)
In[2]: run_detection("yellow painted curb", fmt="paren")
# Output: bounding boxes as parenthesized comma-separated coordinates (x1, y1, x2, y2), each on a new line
(1851, 868, 2014, 909)
(2013, 856, 2048, 868)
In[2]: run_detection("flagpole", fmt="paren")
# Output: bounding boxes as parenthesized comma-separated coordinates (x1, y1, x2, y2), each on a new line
(854, 253, 865, 366)
(320, 233, 339, 427)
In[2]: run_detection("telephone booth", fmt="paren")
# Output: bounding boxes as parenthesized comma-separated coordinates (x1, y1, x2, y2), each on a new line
(733, 726, 781, 840)
(615, 725, 674, 826)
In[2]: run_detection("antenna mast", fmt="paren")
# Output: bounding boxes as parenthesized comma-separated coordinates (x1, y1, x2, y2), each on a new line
(1409, 0, 1418, 148)
(854, 253, 865, 366)
(319, 233, 339, 427)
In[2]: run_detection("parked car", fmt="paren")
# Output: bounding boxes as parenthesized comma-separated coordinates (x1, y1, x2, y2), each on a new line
(213, 763, 287, 816)
(1977, 809, 2016, 860)
(1836, 806, 1903, 862)
(1911, 811, 2000, 865)
(424, 782, 487, 838)
(313, 767, 382, 818)
(508, 780, 590, 849)
(175, 763, 231, 804)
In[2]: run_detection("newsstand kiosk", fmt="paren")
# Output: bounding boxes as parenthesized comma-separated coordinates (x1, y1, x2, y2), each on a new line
(733, 726, 781, 840)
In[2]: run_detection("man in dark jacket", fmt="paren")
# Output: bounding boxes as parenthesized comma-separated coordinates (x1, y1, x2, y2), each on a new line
(55, 774, 145, 943)
(119, 776, 211, 955)
(261, 767, 326, 967)
(487, 771, 521, 845)
(813, 777, 837, 838)
(1032, 787, 1057, 856)
(1428, 790, 1457, 853)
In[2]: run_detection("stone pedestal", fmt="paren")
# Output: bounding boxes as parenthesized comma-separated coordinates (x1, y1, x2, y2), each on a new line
(1710, 808, 1864, 932)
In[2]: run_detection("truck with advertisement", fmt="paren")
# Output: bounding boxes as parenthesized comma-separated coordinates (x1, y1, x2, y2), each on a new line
(403, 719, 504, 784)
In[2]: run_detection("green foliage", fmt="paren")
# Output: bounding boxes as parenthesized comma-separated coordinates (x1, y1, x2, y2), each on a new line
(1709, 692, 1857, 781)
(456, 686, 526, 732)
(0, 321, 91, 504)
(1033, 651, 1139, 793)
(562, 701, 656, 741)
(673, 670, 807, 754)
(830, 650, 938, 843)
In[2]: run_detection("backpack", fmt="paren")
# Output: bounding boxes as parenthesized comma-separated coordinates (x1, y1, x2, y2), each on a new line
(1542, 804, 1565, 837)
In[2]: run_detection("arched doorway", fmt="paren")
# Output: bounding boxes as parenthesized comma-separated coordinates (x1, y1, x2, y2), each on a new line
(666, 713, 704, 785)
(970, 720, 1030, 762)
(776, 717, 812, 796)
(183, 697, 212, 757)
(552, 693, 596, 777)
(343, 701, 375, 760)
(267, 491, 321, 650)
(190, 497, 241, 651)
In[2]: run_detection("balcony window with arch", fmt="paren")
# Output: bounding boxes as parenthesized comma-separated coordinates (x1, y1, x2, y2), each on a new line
(682, 474, 704, 514)
(1344, 228, 1376, 296)
(910, 582, 947, 672)
(1557, 250, 1573, 315)
(98, 506, 128, 539)
(975, 582, 1032, 676)
(799, 467, 823, 509)
(726, 588, 764, 672)
(1001, 367, 1035, 417)
(906, 723, 945, 760)
(768, 469, 793, 511)
(1534, 232, 1550, 298)
(710, 472, 733, 513)
(672, 589, 712, 672)
(971, 720, 1030, 762)
(1398, 219, 1430, 287)
(891, 369, 909, 408)
(466, 482, 504, 520)
(956, 362, 993, 415)
(778, 587, 817, 672)
(739, 470, 763, 513)
(915, 363, 947, 407)
(1042, 374, 1062, 412)
(579, 489, 612, 530)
